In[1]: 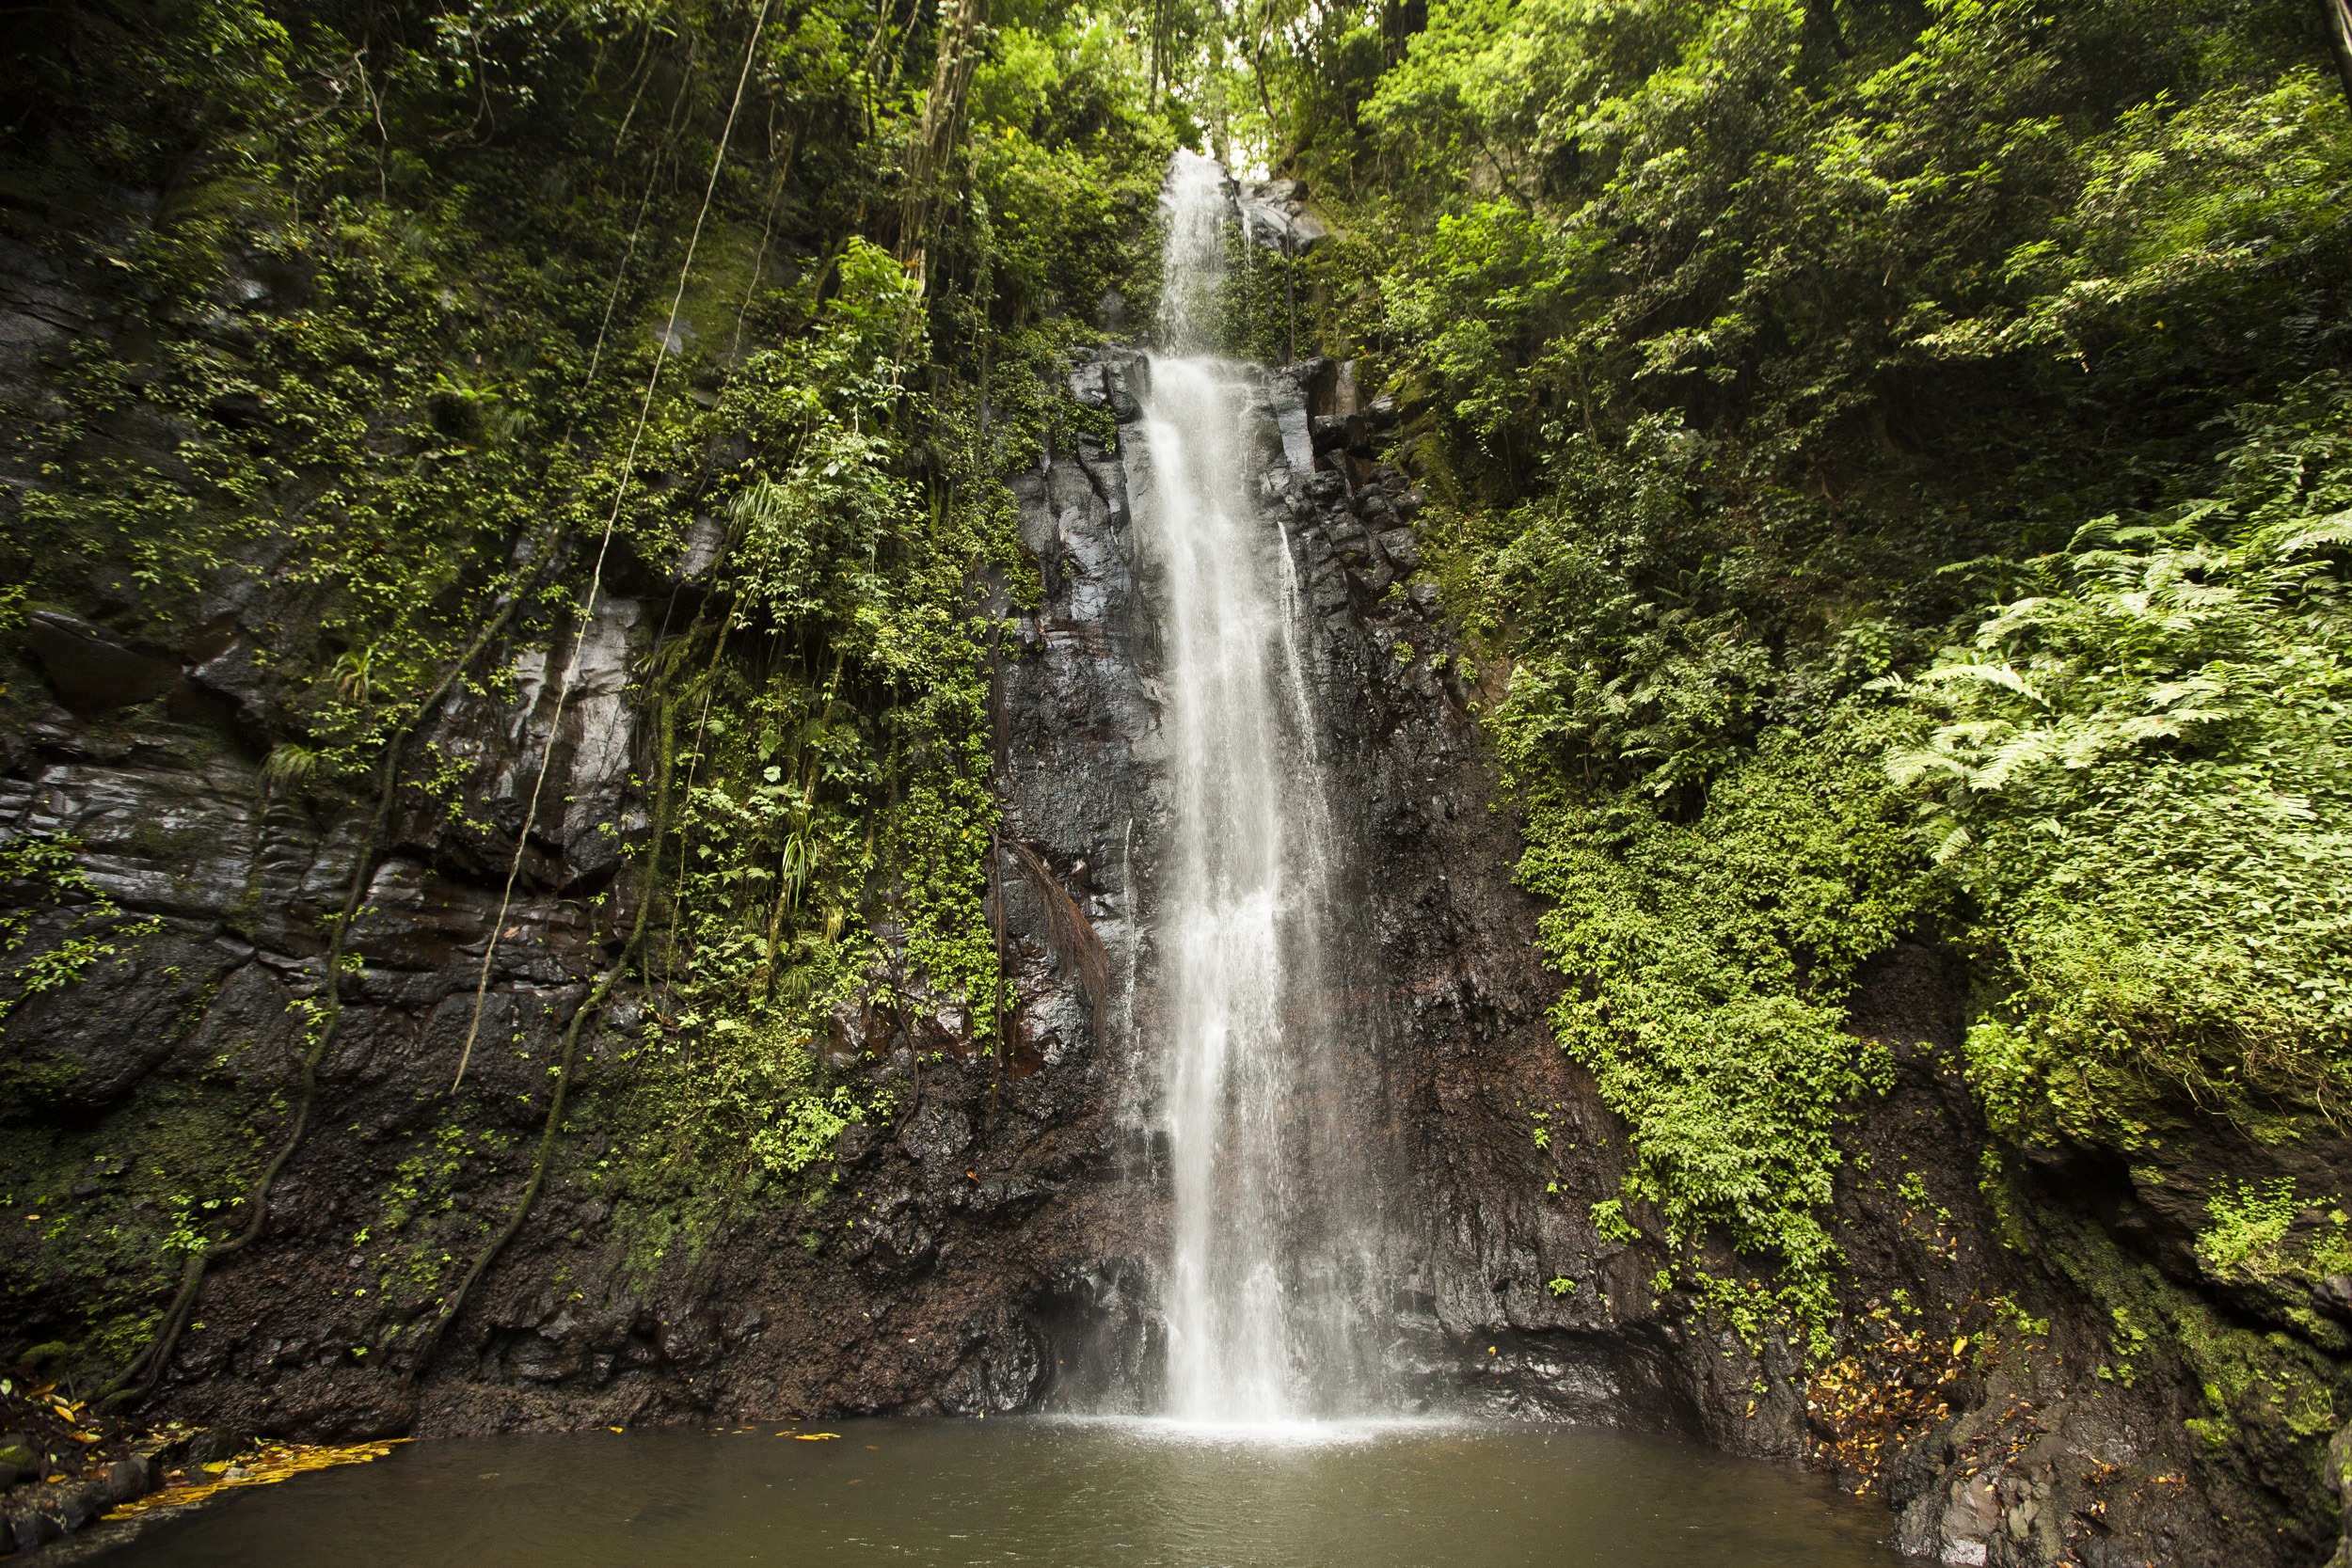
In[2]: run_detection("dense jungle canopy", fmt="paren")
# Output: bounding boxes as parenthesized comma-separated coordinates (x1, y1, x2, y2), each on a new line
(6, 0, 2352, 1547)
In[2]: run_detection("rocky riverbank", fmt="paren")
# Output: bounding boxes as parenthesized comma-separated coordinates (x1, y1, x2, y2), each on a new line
(0, 1371, 173, 1555)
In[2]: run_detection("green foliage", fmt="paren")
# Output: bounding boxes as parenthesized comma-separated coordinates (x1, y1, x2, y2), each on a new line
(353, 1121, 510, 1310)
(1520, 712, 1931, 1297)
(2201, 1178, 2308, 1274)
(969, 17, 1176, 329)
(1882, 383, 2352, 1144)
(1588, 1197, 1639, 1243)
(1253, 0, 2352, 1338)
(2192, 1175, 2352, 1354)
(0, 836, 161, 1026)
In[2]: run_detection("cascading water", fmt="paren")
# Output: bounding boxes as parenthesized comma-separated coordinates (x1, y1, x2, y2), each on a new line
(1133, 150, 1390, 1426)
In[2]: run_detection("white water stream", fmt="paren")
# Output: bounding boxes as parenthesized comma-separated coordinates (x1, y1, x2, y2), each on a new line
(1136, 150, 1387, 1426)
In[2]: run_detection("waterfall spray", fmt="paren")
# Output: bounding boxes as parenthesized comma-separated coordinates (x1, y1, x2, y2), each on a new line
(1134, 150, 1390, 1425)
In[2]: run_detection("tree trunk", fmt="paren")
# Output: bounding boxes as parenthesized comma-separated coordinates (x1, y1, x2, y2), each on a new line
(898, 0, 986, 295)
(2331, 0, 2352, 108)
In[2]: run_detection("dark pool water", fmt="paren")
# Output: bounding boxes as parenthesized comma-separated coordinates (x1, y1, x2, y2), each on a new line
(97, 1417, 1903, 1567)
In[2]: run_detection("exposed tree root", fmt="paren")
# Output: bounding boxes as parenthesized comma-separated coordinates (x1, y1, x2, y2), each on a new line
(103, 596, 526, 1412)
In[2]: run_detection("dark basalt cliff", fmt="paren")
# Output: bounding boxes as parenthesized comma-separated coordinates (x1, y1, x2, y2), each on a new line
(7, 239, 2352, 1568)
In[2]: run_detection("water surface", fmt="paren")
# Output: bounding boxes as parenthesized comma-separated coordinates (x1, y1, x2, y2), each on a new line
(103, 1417, 1902, 1567)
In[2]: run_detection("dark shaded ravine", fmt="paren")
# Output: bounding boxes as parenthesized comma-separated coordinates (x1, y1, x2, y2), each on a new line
(6, 178, 2352, 1568)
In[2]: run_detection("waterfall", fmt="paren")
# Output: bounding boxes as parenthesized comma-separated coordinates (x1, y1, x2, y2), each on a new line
(1134, 150, 1388, 1426)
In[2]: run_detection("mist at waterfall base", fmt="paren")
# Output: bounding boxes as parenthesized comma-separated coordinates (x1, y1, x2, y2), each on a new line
(102, 1419, 1903, 1567)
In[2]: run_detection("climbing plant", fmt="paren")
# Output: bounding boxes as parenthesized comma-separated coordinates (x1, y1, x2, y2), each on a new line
(0, 0, 1180, 1383)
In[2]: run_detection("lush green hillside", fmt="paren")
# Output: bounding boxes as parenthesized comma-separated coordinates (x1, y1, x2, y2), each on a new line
(0, 0, 1171, 1386)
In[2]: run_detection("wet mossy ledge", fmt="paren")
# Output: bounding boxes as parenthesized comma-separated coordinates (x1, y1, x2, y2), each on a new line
(8, 2, 2352, 1566)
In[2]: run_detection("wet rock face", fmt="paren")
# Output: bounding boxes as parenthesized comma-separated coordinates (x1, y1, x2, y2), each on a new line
(1235, 179, 1332, 258)
(1208, 360, 1750, 1435)
(960, 347, 1795, 1439)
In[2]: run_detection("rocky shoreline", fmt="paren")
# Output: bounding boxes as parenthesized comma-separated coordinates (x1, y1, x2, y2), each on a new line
(0, 1374, 174, 1556)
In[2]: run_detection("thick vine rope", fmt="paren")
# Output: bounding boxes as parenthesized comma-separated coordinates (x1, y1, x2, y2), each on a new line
(450, 0, 775, 1095)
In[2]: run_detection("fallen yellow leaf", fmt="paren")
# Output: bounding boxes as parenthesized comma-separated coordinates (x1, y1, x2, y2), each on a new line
(794, 1433, 841, 1441)
(607, 1426, 624, 1433)
(106, 1441, 407, 1522)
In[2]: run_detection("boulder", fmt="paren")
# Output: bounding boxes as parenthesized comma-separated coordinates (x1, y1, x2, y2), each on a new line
(1378, 528, 1421, 572)
(23, 610, 176, 713)
(99, 1457, 151, 1505)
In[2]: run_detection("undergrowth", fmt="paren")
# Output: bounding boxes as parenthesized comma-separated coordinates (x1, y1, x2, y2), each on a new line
(1246, 0, 2352, 1370)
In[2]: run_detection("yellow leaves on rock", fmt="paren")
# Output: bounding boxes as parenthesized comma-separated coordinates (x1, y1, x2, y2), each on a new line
(1807, 1310, 1977, 1493)
(105, 1440, 407, 1521)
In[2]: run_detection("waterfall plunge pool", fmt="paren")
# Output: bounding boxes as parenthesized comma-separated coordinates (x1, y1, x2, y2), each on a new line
(89, 1417, 1902, 1566)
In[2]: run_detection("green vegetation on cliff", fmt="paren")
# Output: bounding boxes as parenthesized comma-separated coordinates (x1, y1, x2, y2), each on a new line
(1200, 0, 2352, 1527)
(1262, 0, 2352, 1286)
(0, 0, 1176, 1374)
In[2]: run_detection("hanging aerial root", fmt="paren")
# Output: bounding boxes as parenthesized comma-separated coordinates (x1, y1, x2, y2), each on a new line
(102, 593, 527, 1412)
